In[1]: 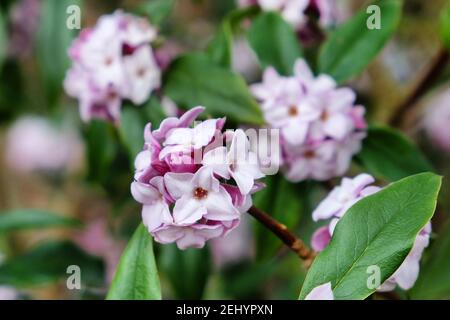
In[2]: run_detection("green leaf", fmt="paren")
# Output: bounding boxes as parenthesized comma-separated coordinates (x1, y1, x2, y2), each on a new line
(207, 21, 233, 68)
(107, 224, 161, 300)
(159, 243, 211, 299)
(119, 107, 146, 162)
(440, 3, 450, 51)
(318, 0, 402, 83)
(207, 7, 259, 68)
(0, 209, 81, 233)
(36, 0, 82, 105)
(410, 222, 450, 299)
(299, 172, 441, 300)
(0, 241, 105, 287)
(164, 53, 264, 125)
(356, 125, 433, 181)
(85, 120, 117, 183)
(253, 175, 305, 260)
(143, 95, 168, 129)
(247, 12, 303, 75)
(135, 0, 175, 26)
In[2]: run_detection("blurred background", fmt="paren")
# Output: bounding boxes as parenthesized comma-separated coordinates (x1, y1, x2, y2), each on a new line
(0, 0, 449, 300)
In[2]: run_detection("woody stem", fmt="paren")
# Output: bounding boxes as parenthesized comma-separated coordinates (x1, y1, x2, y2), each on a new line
(247, 205, 316, 265)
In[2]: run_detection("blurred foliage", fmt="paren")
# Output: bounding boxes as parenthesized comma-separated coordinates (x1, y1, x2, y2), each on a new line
(0, 0, 449, 300)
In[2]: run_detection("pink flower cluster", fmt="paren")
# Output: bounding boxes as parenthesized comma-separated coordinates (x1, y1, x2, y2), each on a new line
(64, 11, 161, 123)
(238, 0, 337, 29)
(251, 59, 367, 182)
(311, 174, 431, 291)
(131, 107, 265, 249)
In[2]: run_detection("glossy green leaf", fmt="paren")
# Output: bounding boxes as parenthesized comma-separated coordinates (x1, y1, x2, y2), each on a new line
(164, 53, 264, 125)
(159, 243, 211, 299)
(0, 209, 81, 233)
(107, 224, 161, 300)
(299, 172, 441, 300)
(410, 222, 450, 299)
(253, 175, 305, 260)
(318, 0, 402, 83)
(36, 0, 82, 105)
(0, 241, 105, 287)
(356, 125, 433, 181)
(135, 0, 175, 25)
(247, 11, 303, 75)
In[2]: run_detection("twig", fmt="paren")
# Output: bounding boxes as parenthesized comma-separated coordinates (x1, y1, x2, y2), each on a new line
(247, 206, 316, 266)
(389, 47, 450, 128)
(375, 291, 401, 300)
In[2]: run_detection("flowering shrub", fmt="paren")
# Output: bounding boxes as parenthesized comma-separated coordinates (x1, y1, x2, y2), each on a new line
(1, 0, 450, 302)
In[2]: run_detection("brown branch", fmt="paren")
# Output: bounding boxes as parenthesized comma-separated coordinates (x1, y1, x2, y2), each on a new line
(374, 291, 401, 300)
(389, 47, 450, 128)
(247, 206, 316, 266)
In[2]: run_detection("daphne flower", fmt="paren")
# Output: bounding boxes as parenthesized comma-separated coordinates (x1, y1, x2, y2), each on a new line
(239, 0, 337, 30)
(165, 167, 240, 225)
(305, 282, 334, 300)
(123, 46, 161, 105)
(64, 10, 161, 123)
(131, 107, 265, 249)
(251, 59, 367, 182)
(203, 130, 264, 194)
(311, 174, 431, 292)
(160, 119, 222, 160)
(131, 177, 173, 231)
(312, 173, 379, 221)
(153, 220, 237, 250)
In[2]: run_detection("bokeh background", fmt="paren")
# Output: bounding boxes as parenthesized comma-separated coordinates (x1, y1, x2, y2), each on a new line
(0, 0, 450, 300)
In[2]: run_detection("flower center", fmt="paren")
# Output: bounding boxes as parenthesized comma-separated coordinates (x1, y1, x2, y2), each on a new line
(320, 111, 328, 121)
(104, 56, 113, 66)
(288, 105, 298, 117)
(193, 187, 208, 200)
(137, 67, 147, 78)
(303, 150, 316, 159)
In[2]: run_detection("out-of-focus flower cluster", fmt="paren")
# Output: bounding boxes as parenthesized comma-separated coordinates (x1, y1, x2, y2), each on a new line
(5, 117, 83, 174)
(423, 88, 450, 153)
(7, 0, 40, 58)
(238, 0, 337, 30)
(64, 11, 161, 123)
(131, 107, 265, 249)
(311, 174, 431, 292)
(251, 59, 367, 182)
